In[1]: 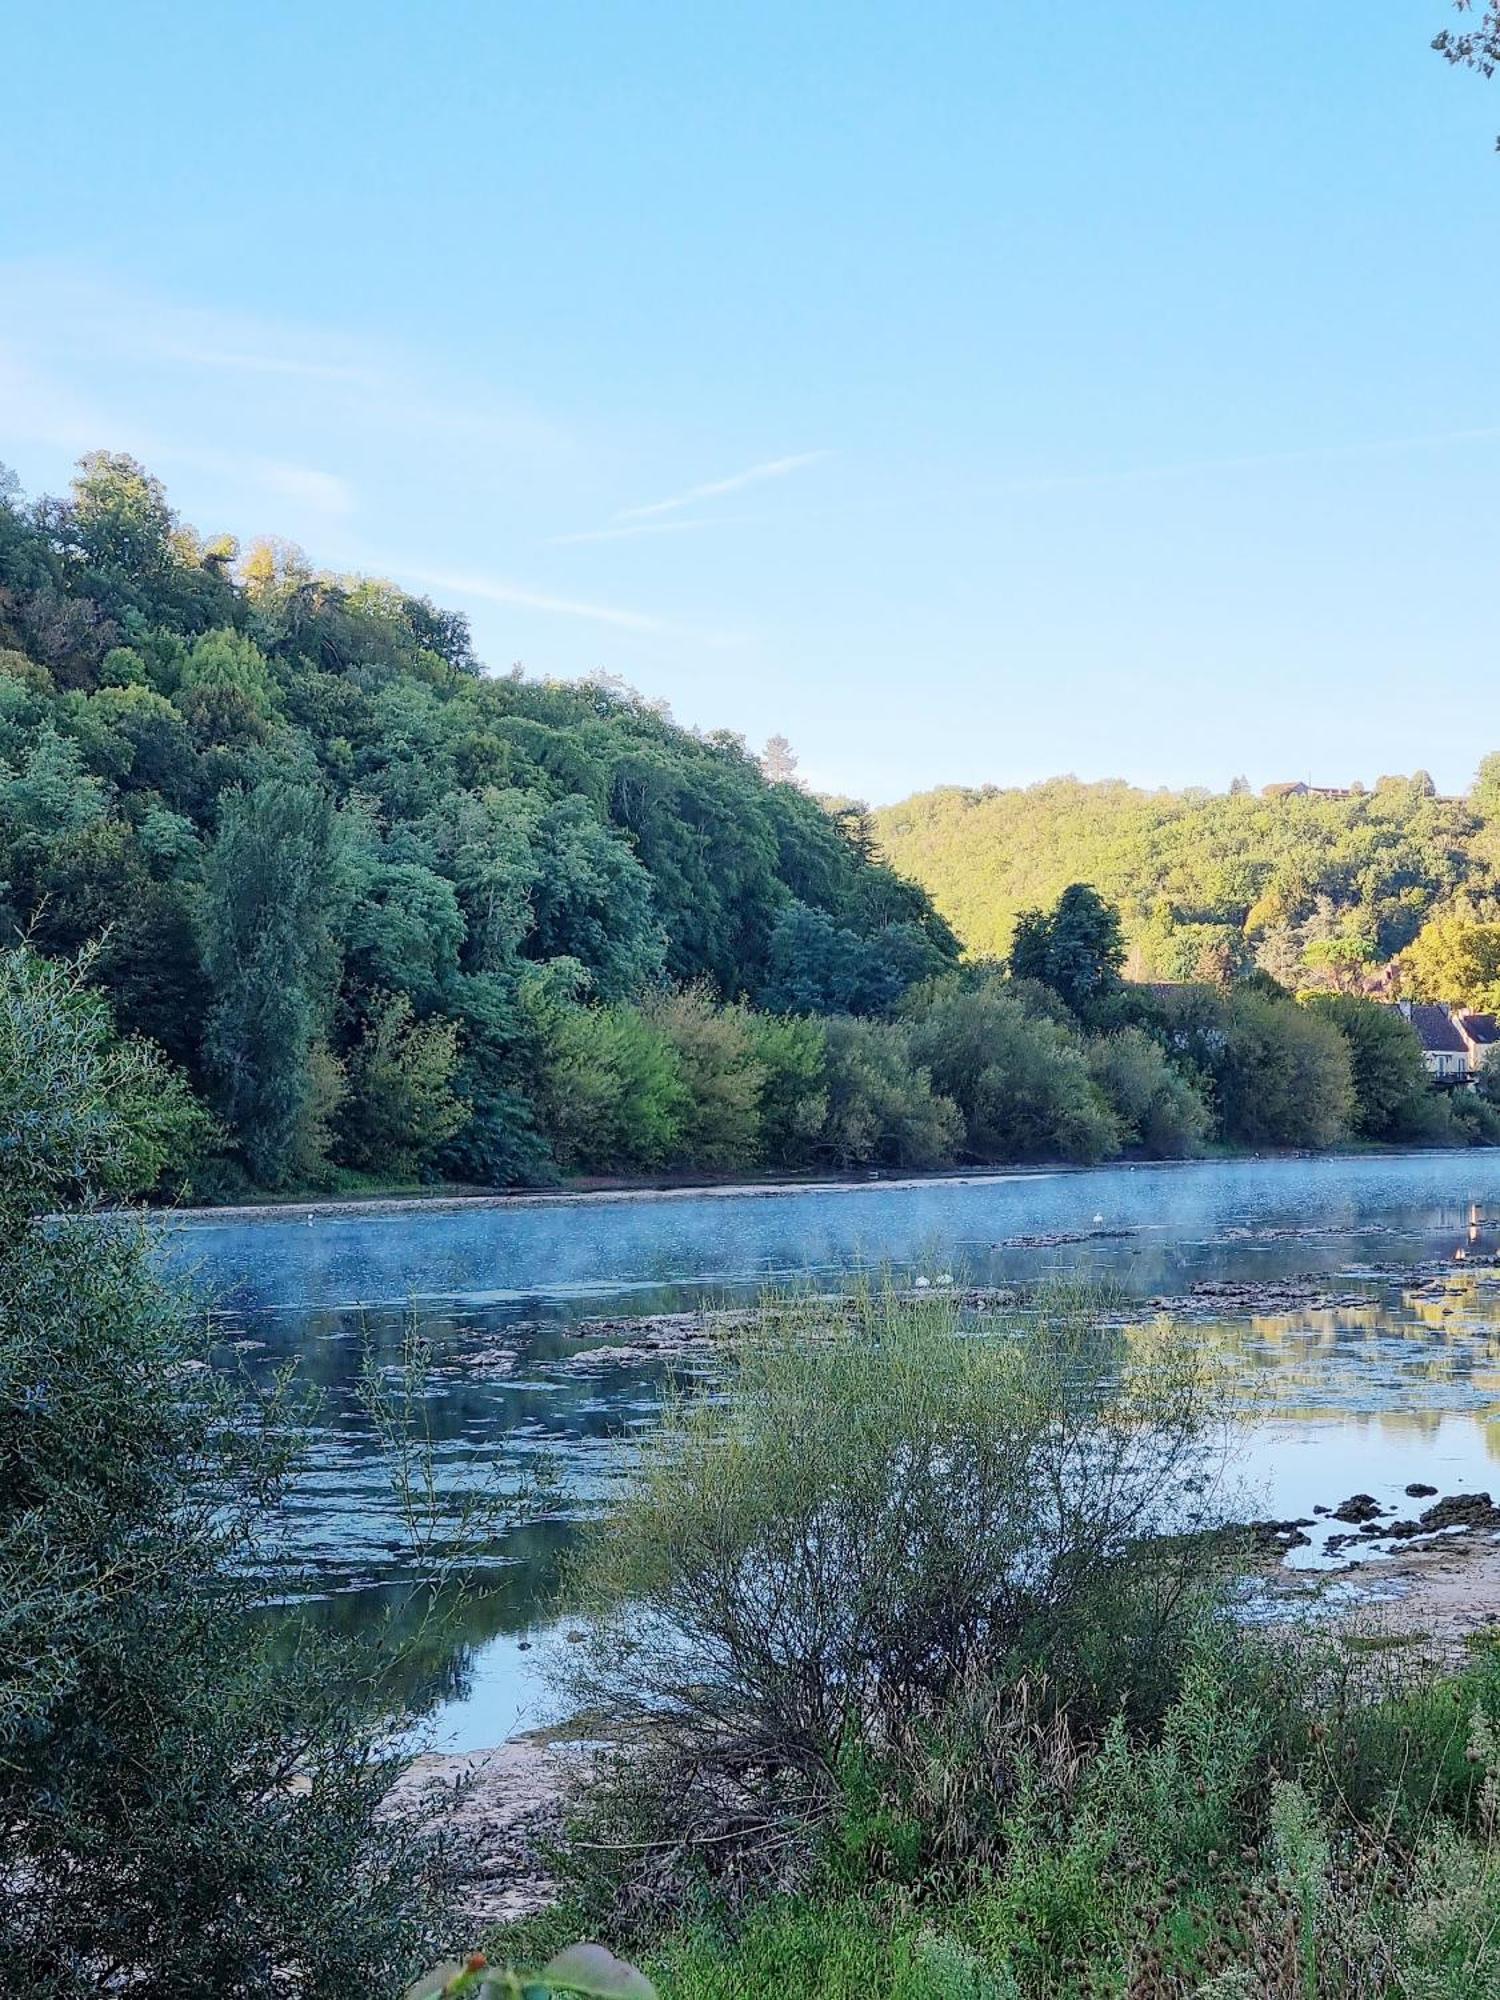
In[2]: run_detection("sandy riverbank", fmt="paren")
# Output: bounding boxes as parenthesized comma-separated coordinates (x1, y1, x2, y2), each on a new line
(151, 1163, 1085, 1227)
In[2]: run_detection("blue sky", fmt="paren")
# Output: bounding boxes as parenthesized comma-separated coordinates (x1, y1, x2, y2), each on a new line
(2, 2, 1496, 801)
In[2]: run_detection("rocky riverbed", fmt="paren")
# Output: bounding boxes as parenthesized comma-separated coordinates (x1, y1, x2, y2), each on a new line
(446, 1258, 1500, 1375)
(389, 1734, 583, 1926)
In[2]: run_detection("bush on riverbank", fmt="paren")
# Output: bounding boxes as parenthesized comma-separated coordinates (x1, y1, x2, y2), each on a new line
(499, 1283, 1500, 1996)
(614, 1634, 1500, 1997)
(551, 1286, 1236, 1926)
(0, 944, 459, 1991)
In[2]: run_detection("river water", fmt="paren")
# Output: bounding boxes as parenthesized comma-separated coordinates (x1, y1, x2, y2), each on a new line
(160, 1152, 1500, 1752)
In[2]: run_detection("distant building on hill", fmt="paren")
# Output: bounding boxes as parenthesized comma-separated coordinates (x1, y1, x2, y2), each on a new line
(1261, 782, 1354, 802)
(1394, 1001, 1500, 1084)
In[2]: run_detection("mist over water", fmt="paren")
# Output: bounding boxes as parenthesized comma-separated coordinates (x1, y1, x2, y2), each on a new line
(159, 1152, 1500, 1751)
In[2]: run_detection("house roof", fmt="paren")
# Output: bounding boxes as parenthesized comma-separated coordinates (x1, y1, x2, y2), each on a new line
(1459, 1012, 1500, 1047)
(1406, 1003, 1469, 1054)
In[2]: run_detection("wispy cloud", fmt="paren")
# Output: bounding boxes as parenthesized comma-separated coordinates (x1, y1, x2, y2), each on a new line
(152, 341, 376, 386)
(0, 259, 570, 479)
(547, 518, 716, 547)
(405, 566, 670, 632)
(615, 449, 830, 522)
(1001, 425, 1500, 494)
(0, 344, 356, 518)
(395, 563, 743, 648)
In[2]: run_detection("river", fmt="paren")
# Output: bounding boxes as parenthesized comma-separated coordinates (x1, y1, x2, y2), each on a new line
(159, 1150, 1500, 1752)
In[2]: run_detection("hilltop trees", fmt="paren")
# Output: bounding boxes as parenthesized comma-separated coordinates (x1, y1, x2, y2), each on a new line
(873, 772, 1500, 994)
(1404, 913, 1500, 1012)
(0, 456, 958, 1191)
(0, 456, 1490, 1188)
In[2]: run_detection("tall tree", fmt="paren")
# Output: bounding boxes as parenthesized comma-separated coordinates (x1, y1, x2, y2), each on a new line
(760, 733, 799, 785)
(0, 946, 450, 1989)
(1008, 883, 1126, 1022)
(202, 780, 344, 1185)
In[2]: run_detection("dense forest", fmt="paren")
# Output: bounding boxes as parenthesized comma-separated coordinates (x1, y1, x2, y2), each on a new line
(874, 773, 1500, 997)
(2, 454, 1495, 1197)
(0, 454, 961, 1192)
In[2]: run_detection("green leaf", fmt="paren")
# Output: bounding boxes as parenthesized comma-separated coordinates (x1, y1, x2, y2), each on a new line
(404, 1966, 469, 2000)
(541, 1943, 658, 1998)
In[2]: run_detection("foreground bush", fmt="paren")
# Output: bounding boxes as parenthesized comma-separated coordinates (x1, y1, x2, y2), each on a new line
(0, 945, 455, 1992)
(513, 1279, 1500, 1993)
(556, 1285, 1232, 1924)
(613, 1634, 1500, 1998)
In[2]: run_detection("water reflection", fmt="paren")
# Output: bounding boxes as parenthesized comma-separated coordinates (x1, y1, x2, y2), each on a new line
(165, 1153, 1500, 1749)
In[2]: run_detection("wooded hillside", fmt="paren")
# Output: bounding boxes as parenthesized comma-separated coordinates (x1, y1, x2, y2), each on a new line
(873, 773, 1500, 990)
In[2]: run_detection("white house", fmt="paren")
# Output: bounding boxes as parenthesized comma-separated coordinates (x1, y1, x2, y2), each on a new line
(1395, 1002, 1499, 1084)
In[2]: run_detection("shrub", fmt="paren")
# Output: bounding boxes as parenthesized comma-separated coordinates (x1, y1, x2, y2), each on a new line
(0, 944, 217, 1204)
(1215, 990, 1356, 1148)
(646, 986, 767, 1171)
(1087, 1026, 1211, 1157)
(535, 998, 687, 1172)
(0, 944, 454, 1990)
(584, 1638, 1500, 1997)
(742, 1008, 829, 1168)
(1449, 1089, 1500, 1146)
(818, 1015, 962, 1168)
(558, 1285, 1230, 1919)
(339, 988, 467, 1175)
(1302, 993, 1436, 1140)
(906, 976, 1120, 1163)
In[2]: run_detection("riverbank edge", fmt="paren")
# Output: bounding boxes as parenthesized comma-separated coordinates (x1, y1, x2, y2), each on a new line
(407, 1519, 1500, 1929)
(147, 1143, 1484, 1228)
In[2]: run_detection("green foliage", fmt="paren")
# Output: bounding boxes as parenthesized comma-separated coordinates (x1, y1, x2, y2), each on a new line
(1007, 883, 1125, 1023)
(3, 455, 1484, 1189)
(549, 1616, 1500, 1998)
(1152, 983, 1358, 1150)
(0, 939, 453, 1991)
(742, 1008, 829, 1168)
(202, 778, 344, 1186)
(0, 457, 957, 1191)
(559, 1284, 1228, 1925)
(1303, 993, 1437, 1140)
(0, 944, 216, 1211)
(339, 990, 466, 1175)
(1086, 1025, 1212, 1156)
(762, 902, 954, 1016)
(533, 988, 688, 1173)
(1213, 989, 1356, 1148)
(1404, 911, 1500, 1012)
(874, 773, 1499, 990)
(906, 976, 1121, 1163)
(646, 986, 766, 1171)
(818, 1015, 963, 1168)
